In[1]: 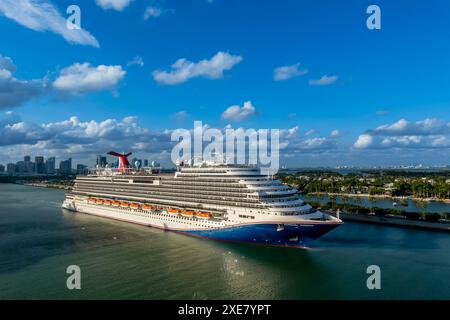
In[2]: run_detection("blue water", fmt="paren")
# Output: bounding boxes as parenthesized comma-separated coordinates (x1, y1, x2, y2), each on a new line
(1, 184, 450, 299)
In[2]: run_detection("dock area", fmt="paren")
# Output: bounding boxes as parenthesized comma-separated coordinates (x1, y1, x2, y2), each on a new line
(325, 210, 450, 233)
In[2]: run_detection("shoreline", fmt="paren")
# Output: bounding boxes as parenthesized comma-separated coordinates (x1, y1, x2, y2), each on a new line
(324, 210, 450, 233)
(305, 192, 450, 204)
(19, 182, 72, 190)
(6, 183, 450, 233)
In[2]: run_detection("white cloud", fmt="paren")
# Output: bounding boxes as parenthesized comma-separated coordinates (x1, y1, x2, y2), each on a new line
(221, 101, 256, 122)
(0, 0, 99, 47)
(371, 118, 449, 136)
(283, 126, 298, 139)
(273, 63, 307, 81)
(0, 55, 16, 73)
(127, 56, 144, 67)
(304, 129, 316, 136)
(354, 134, 373, 149)
(53, 63, 126, 94)
(309, 75, 338, 86)
(0, 54, 48, 109)
(330, 129, 341, 137)
(0, 113, 346, 166)
(153, 51, 242, 85)
(96, 0, 132, 11)
(354, 118, 450, 149)
(0, 115, 173, 164)
(144, 6, 162, 19)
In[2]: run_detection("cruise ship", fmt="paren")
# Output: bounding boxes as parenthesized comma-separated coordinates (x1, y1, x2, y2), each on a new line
(62, 152, 342, 248)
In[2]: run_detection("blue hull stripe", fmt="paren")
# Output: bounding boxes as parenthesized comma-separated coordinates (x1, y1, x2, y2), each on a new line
(179, 223, 340, 247)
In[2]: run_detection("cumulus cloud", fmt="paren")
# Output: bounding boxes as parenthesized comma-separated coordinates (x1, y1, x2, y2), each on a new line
(354, 134, 373, 149)
(96, 0, 132, 11)
(221, 101, 257, 122)
(0, 113, 346, 167)
(309, 75, 338, 86)
(152, 51, 242, 85)
(273, 63, 307, 81)
(1, 55, 128, 109)
(370, 118, 449, 136)
(53, 63, 126, 94)
(0, 54, 48, 109)
(354, 118, 450, 149)
(0, 0, 99, 47)
(0, 115, 172, 162)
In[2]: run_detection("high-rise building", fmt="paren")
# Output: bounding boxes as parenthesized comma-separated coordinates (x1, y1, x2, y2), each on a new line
(0, 164, 5, 173)
(6, 163, 16, 175)
(76, 164, 88, 175)
(15, 161, 26, 173)
(59, 158, 72, 175)
(21, 156, 34, 173)
(96, 155, 107, 168)
(35, 156, 45, 174)
(143, 159, 149, 167)
(45, 157, 56, 174)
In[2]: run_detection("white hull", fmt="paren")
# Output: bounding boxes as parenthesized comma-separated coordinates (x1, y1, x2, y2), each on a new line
(63, 199, 226, 231)
(63, 198, 340, 231)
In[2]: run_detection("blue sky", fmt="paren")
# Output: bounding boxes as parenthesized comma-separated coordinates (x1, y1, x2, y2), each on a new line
(0, 0, 449, 167)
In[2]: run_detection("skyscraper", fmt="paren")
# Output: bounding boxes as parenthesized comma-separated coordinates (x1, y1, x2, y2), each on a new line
(59, 158, 72, 175)
(76, 164, 88, 175)
(35, 156, 45, 174)
(23, 156, 34, 173)
(96, 155, 107, 167)
(6, 163, 16, 175)
(45, 157, 56, 174)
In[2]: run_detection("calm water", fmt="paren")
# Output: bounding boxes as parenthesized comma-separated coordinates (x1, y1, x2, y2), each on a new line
(1, 184, 450, 300)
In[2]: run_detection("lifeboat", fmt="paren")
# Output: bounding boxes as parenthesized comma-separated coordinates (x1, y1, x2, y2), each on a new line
(181, 210, 195, 217)
(142, 204, 153, 210)
(196, 212, 212, 220)
(167, 208, 181, 215)
(96, 199, 104, 204)
(103, 200, 112, 206)
(88, 198, 96, 204)
(120, 202, 130, 208)
(112, 201, 120, 207)
(130, 203, 140, 209)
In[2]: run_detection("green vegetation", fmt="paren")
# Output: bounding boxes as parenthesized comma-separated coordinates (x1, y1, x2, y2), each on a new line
(307, 201, 449, 221)
(277, 170, 450, 200)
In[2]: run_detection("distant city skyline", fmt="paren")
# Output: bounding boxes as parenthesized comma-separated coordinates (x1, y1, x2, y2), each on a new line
(0, 153, 448, 174)
(0, 1, 449, 167)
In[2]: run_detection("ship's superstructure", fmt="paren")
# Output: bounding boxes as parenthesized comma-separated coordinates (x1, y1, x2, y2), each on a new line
(62, 153, 342, 248)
